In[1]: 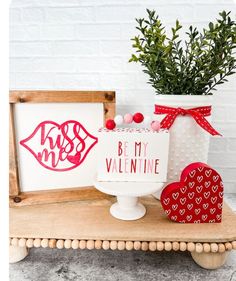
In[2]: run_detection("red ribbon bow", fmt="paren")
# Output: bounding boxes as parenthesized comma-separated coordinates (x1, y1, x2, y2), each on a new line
(154, 105, 221, 136)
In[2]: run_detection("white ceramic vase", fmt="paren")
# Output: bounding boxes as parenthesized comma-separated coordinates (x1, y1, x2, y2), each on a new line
(153, 95, 213, 199)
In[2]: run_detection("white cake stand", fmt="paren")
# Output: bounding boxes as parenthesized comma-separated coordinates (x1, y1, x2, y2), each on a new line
(94, 179, 164, 221)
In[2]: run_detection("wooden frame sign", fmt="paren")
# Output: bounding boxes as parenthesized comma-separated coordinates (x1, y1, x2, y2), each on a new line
(9, 91, 115, 206)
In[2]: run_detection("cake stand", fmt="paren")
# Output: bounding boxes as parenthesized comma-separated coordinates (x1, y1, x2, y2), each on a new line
(94, 179, 164, 220)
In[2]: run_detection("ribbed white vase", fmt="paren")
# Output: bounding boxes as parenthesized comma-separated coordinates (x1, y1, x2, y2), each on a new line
(153, 95, 213, 199)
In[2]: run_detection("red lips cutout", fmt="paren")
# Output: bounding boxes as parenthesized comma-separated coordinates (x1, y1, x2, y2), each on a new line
(20, 120, 98, 172)
(160, 162, 224, 223)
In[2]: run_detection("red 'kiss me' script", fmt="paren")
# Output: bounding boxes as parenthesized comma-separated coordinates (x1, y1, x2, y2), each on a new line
(20, 120, 98, 172)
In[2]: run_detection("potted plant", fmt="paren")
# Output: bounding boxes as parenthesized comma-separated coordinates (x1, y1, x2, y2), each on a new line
(129, 10, 236, 195)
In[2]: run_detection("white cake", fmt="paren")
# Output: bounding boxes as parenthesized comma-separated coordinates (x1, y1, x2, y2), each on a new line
(97, 128, 169, 182)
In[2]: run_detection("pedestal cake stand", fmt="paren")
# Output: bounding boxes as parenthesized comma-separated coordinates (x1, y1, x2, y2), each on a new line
(94, 179, 164, 220)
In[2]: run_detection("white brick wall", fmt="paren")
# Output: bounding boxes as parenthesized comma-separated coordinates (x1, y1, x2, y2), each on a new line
(10, 0, 236, 193)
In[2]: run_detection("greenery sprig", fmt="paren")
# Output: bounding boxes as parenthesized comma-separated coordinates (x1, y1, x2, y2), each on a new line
(129, 10, 236, 95)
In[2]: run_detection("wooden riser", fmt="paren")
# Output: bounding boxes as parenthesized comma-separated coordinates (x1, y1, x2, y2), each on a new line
(9, 195, 236, 268)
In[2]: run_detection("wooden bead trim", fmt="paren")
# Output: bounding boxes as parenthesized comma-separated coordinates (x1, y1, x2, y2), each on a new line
(9, 238, 236, 253)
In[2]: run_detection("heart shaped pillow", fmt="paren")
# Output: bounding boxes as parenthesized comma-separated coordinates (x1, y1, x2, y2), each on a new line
(160, 162, 223, 223)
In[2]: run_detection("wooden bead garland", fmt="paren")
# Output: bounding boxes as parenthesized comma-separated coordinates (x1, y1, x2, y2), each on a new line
(141, 242, 149, 251)
(156, 242, 164, 251)
(126, 241, 134, 251)
(56, 240, 64, 249)
(79, 240, 86, 250)
(95, 240, 102, 250)
(102, 240, 110, 250)
(33, 238, 41, 248)
(49, 239, 56, 249)
(26, 238, 34, 248)
(164, 242, 172, 251)
(187, 242, 195, 252)
(149, 241, 157, 251)
(71, 239, 79, 250)
(110, 241, 117, 250)
(134, 241, 141, 250)
(41, 238, 49, 248)
(9, 238, 236, 254)
(18, 238, 26, 247)
(87, 240, 95, 250)
(64, 239, 71, 249)
(117, 241, 125, 251)
(203, 243, 211, 253)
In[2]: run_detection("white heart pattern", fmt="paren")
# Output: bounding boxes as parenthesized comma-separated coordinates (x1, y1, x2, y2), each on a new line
(161, 163, 223, 224)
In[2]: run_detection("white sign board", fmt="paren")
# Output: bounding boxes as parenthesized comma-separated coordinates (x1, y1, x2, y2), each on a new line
(97, 128, 169, 182)
(15, 103, 104, 191)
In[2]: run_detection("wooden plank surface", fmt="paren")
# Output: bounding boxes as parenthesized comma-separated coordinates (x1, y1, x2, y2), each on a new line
(9, 91, 115, 103)
(9, 196, 236, 243)
(9, 187, 112, 207)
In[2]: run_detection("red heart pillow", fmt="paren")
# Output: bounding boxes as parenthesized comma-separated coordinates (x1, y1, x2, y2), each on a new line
(160, 162, 223, 223)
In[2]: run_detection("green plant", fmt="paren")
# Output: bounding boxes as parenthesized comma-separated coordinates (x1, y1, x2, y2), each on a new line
(129, 9, 236, 95)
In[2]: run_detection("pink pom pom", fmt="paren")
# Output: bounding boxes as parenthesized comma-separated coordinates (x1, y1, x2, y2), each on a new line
(124, 113, 133, 124)
(151, 120, 161, 131)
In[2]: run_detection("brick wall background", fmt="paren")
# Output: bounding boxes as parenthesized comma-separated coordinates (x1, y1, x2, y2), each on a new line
(10, 0, 236, 193)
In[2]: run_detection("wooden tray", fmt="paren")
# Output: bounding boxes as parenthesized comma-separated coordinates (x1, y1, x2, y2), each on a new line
(9, 190, 236, 269)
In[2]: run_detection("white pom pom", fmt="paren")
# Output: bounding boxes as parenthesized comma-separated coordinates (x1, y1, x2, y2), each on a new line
(144, 116, 151, 124)
(114, 115, 123, 125)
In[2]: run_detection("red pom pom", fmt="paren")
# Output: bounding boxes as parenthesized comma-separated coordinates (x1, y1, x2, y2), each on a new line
(106, 119, 116, 130)
(133, 112, 144, 123)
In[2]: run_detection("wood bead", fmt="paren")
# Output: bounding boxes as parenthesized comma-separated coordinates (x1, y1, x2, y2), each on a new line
(232, 241, 236, 250)
(33, 238, 41, 248)
(203, 243, 211, 253)
(149, 242, 157, 251)
(95, 240, 102, 250)
(126, 241, 134, 251)
(48, 239, 56, 249)
(187, 242, 195, 252)
(218, 243, 226, 253)
(133, 241, 141, 250)
(26, 238, 34, 248)
(87, 240, 95, 250)
(195, 243, 203, 253)
(56, 239, 64, 249)
(164, 242, 172, 251)
(18, 238, 26, 247)
(11, 238, 18, 247)
(225, 242, 232, 251)
(179, 242, 187, 251)
(141, 242, 149, 251)
(172, 242, 180, 251)
(110, 241, 117, 250)
(156, 242, 164, 251)
(64, 239, 71, 249)
(79, 240, 86, 250)
(71, 239, 79, 250)
(102, 240, 110, 250)
(210, 243, 218, 253)
(117, 241, 125, 251)
(41, 238, 49, 248)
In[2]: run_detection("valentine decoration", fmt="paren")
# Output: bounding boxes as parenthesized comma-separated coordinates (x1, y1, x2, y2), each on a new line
(97, 128, 169, 182)
(11, 91, 115, 196)
(154, 104, 221, 136)
(20, 120, 98, 172)
(105, 112, 161, 132)
(133, 112, 144, 123)
(94, 126, 169, 220)
(153, 95, 216, 199)
(160, 162, 224, 223)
